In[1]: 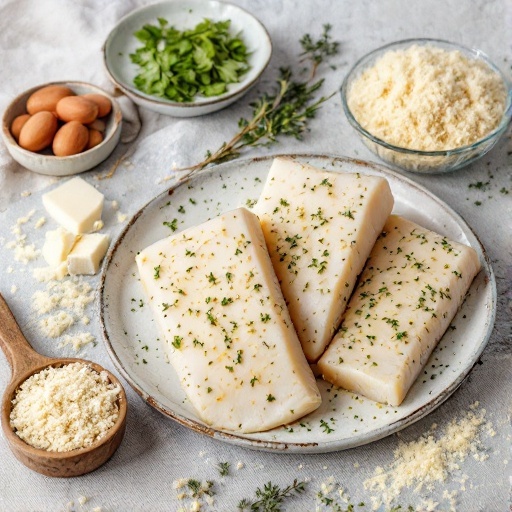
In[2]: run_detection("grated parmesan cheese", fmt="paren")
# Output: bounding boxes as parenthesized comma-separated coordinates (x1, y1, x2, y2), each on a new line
(364, 404, 492, 510)
(10, 363, 120, 452)
(59, 332, 95, 351)
(32, 277, 95, 339)
(116, 211, 128, 223)
(39, 311, 75, 338)
(34, 217, 46, 229)
(347, 45, 507, 151)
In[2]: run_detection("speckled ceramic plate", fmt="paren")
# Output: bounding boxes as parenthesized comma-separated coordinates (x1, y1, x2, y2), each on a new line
(99, 154, 496, 453)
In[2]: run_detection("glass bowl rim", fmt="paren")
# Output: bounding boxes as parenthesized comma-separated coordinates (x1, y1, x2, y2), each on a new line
(340, 38, 512, 158)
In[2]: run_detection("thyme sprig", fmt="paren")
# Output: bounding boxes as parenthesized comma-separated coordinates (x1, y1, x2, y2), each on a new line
(238, 479, 306, 511)
(217, 461, 230, 476)
(300, 24, 340, 79)
(166, 25, 339, 182)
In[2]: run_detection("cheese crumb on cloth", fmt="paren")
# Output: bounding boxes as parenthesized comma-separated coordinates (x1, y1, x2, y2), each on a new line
(347, 45, 507, 151)
(364, 403, 492, 511)
(10, 362, 120, 452)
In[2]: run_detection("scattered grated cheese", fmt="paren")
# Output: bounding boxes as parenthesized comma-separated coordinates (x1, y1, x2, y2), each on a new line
(10, 362, 120, 452)
(33, 263, 68, 282)
(31, 277, 95, 341)
(364, 404, 492, 510)
(14, 242, 40, 264)
(116, 211, 128, 223)
(59, 332, 95, 351)
(39, 311, 75, 338)
(92, 220, 104, 232)
(34, 217, 46, 229)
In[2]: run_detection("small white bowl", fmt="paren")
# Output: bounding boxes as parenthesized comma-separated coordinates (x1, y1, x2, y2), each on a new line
(2, 81, 122, 177)
(103, 0, 272, 117)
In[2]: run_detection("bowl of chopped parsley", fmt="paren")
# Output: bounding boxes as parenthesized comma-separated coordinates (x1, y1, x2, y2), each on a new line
(103, 0, 272, 117)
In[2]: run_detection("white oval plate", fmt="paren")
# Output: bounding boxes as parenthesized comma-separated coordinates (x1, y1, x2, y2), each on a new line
(99, 154, 496, 453)
(103, 0, 272, 117)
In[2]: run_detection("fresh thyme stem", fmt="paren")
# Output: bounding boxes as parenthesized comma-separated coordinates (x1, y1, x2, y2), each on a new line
(164, 24, 339, 182)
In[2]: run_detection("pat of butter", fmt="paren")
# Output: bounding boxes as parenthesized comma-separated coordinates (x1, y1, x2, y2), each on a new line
(42, 177, 104, 234)
(42, 227, 77, 267)
(67, 233, 109, 275)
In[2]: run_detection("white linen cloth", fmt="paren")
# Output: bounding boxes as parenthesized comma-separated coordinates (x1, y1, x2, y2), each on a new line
(0, 0, 511, 510)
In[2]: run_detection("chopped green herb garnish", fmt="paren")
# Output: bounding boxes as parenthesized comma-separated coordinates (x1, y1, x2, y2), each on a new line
(163, 219, 178, 231)
(130, 18, 250, 102)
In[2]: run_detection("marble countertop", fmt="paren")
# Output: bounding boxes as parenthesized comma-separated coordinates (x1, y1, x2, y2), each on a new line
(0, 1, 510, 510)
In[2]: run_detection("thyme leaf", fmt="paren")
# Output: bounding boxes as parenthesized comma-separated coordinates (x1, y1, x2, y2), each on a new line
(238, 479, 306, 511)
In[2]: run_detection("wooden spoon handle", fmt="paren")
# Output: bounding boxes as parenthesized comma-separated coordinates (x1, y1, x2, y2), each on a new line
(0, 294, 50, 378)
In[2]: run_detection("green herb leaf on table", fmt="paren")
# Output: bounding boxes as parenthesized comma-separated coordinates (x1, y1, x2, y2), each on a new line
(238, 479, 306, 511)
(130, 18, 250, 103)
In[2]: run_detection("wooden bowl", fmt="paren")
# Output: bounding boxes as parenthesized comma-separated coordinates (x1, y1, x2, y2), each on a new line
(0, 294, 127, 477)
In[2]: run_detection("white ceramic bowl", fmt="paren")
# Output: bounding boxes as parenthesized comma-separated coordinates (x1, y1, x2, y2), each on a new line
(2, 81, 122, 177)
(103, 0, 272, 117)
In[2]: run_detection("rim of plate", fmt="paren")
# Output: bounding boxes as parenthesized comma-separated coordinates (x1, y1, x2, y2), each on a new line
(98, 153, 496, 453)
(102, 0, 272, 110)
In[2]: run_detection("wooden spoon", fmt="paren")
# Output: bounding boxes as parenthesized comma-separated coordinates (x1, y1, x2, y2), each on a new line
(0, 293, 127, 477)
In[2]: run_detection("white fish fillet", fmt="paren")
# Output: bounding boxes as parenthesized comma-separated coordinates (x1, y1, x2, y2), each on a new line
(136, 207, 321, 433)
(253, 157, 394, 362)
(318, 215, 481, 406)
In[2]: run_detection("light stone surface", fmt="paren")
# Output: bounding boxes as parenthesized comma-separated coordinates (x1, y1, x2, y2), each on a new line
(0, 0, 510, 510)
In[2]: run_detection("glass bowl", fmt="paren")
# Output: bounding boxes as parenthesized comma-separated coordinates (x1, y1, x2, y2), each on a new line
(340, 39, 512, 174)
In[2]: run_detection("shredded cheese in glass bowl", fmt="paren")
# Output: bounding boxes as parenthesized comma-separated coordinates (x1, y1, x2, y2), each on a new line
(341, 38, 512, 173)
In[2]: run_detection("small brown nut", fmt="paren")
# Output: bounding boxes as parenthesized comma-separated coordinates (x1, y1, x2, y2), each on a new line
(87, 128, 103, 150)
(18, 111, 58, 152)
(87, 118, 106, 132)
(26, 85, 75, 115)
(52, 121, 89, 156)
(11, 114, 31, 141)
(82, 93, 112, 117)
(56, 96, 98, 124)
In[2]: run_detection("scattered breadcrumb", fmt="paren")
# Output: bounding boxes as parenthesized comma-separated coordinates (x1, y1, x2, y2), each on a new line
(10, 285, 17, 294)
(20, 190, 31, 198)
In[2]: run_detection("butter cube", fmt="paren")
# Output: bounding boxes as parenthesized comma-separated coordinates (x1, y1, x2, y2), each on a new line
(67, 233, 109, 275)
(42, 177, 104, 234)
(42, 227, 77, 267)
